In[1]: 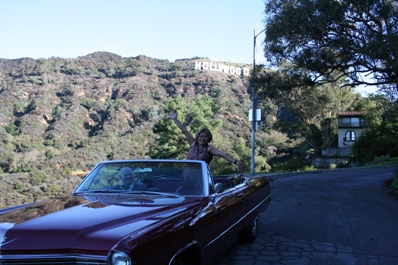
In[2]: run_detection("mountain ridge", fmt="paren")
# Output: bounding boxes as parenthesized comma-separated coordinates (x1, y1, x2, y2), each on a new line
(0, 52, 274, 208)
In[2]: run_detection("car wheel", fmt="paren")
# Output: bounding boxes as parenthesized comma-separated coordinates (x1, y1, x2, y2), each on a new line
(239, 218, 258, 243)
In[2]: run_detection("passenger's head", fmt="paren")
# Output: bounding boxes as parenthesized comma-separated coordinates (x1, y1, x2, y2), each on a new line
(195, 128, 213, 144)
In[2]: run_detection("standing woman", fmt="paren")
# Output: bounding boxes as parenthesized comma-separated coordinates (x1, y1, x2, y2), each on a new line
(169, 110, 244, 173)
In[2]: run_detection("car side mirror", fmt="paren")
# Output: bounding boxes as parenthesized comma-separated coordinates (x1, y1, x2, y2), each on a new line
(214, 182, 225, 194)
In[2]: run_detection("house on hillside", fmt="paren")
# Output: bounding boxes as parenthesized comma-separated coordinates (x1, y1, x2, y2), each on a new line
(312, 111, 367, 168)
(338, 111, 366, 148)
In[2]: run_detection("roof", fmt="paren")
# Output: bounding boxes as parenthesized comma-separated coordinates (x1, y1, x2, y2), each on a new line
(338, 111, 365, 116)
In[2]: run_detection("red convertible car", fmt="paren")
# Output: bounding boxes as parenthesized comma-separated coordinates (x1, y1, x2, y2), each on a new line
(0, 159, 271, 265)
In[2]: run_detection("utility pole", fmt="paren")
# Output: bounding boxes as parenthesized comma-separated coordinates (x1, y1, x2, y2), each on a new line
(250, 28, 266, 175)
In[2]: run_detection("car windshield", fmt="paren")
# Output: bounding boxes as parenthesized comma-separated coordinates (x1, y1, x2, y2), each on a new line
(73, 161, 204, 196)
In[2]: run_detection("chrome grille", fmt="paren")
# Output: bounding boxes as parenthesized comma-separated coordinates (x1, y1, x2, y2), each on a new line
(0, 256, 107, 265)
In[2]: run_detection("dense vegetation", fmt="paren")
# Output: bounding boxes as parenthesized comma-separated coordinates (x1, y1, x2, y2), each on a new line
(0, 52, 287, 207)
(257, 0, 398, 189)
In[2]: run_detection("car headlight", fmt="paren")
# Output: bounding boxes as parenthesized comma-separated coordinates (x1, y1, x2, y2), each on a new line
(109, 250, 131, 265)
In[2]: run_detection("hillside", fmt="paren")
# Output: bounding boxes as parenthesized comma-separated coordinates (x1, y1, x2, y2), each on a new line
(0, 52, 275, 207)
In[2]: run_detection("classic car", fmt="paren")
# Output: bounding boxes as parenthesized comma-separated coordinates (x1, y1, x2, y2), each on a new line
(0, 159, 271, 265)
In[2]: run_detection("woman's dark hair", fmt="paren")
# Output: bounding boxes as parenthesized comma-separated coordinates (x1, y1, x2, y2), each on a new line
(195, 128, 213, 143)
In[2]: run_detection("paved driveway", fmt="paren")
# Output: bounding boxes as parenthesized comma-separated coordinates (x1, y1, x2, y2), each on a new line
(216, 166, 398, 265)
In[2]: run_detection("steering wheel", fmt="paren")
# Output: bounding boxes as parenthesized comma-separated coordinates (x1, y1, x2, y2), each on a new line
(163, 182, 182, 193)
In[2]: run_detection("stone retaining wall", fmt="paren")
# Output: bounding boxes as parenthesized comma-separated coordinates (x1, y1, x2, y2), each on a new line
(322, 148, 352, 157)
(311, 157, 348, 168)
(310, 148, 351, 168)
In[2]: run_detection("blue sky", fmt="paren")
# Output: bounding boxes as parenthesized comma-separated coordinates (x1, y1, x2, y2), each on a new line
(0, 0, 265, 64)
(0, 0, 378, 94)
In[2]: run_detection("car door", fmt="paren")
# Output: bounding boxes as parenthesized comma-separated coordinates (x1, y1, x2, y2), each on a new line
(199, 181, 249, 262)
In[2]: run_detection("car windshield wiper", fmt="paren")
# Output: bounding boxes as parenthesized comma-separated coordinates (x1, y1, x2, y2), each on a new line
(82, 189, 122, 193)
(123, 191, 179, 198)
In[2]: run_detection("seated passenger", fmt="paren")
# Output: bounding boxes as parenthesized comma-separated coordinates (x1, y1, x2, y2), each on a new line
(182, 167, 203, 189)
(118, 167, 147, 191)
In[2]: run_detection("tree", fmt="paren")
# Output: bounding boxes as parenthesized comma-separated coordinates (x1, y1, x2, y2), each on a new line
(254, 63, 358, 155)
(148, 95, 222, 160)
(148, 97, 189, 159)
(351, 96, 398, 163)
(262, 0, 398, 97)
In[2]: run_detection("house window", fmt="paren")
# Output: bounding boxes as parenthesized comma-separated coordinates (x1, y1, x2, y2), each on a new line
(342, 118, 351, 125)
(351, 118, 360, 127)
(342, 117, 360, 127)
(345, 131, 356, 141)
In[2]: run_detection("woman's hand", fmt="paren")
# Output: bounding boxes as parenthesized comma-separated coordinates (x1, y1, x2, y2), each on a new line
(169, 110, 177, 120)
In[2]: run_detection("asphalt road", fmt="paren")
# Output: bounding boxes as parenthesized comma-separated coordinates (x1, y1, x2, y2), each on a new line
(216, 165, 398, 265)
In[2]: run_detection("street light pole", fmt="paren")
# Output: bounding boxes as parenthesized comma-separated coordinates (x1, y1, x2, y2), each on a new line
(250, 28, 266, 175)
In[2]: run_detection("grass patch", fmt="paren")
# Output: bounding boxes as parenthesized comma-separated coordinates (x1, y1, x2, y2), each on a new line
(370, 156, 398, 167)
(391, 165, 398, 196)
(392, 177, 398, 190)
(379, 159, 398, 196)
(370, 157, 398, 195)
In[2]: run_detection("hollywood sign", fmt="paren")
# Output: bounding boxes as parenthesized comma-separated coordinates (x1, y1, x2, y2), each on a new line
(195, 61, 250, 77)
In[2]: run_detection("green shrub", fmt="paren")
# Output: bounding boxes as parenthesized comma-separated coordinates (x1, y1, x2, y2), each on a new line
(302, 165, 317, 171)
(46, 184, 62, 195)
(5, 123, 18, 136)
(372, 155, 390, 164)
(45, 150, 53, 159)
(392, 177, 398, 190)
(30, 170, 47, 186)
(14, 181, 25, 191)
(392, 165, 398, 192)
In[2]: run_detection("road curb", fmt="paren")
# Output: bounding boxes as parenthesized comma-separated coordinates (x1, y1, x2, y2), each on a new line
(265, 164, 397, 181)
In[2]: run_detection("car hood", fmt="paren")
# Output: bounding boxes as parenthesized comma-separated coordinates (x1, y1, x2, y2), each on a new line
(0, 194, 202, 254)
